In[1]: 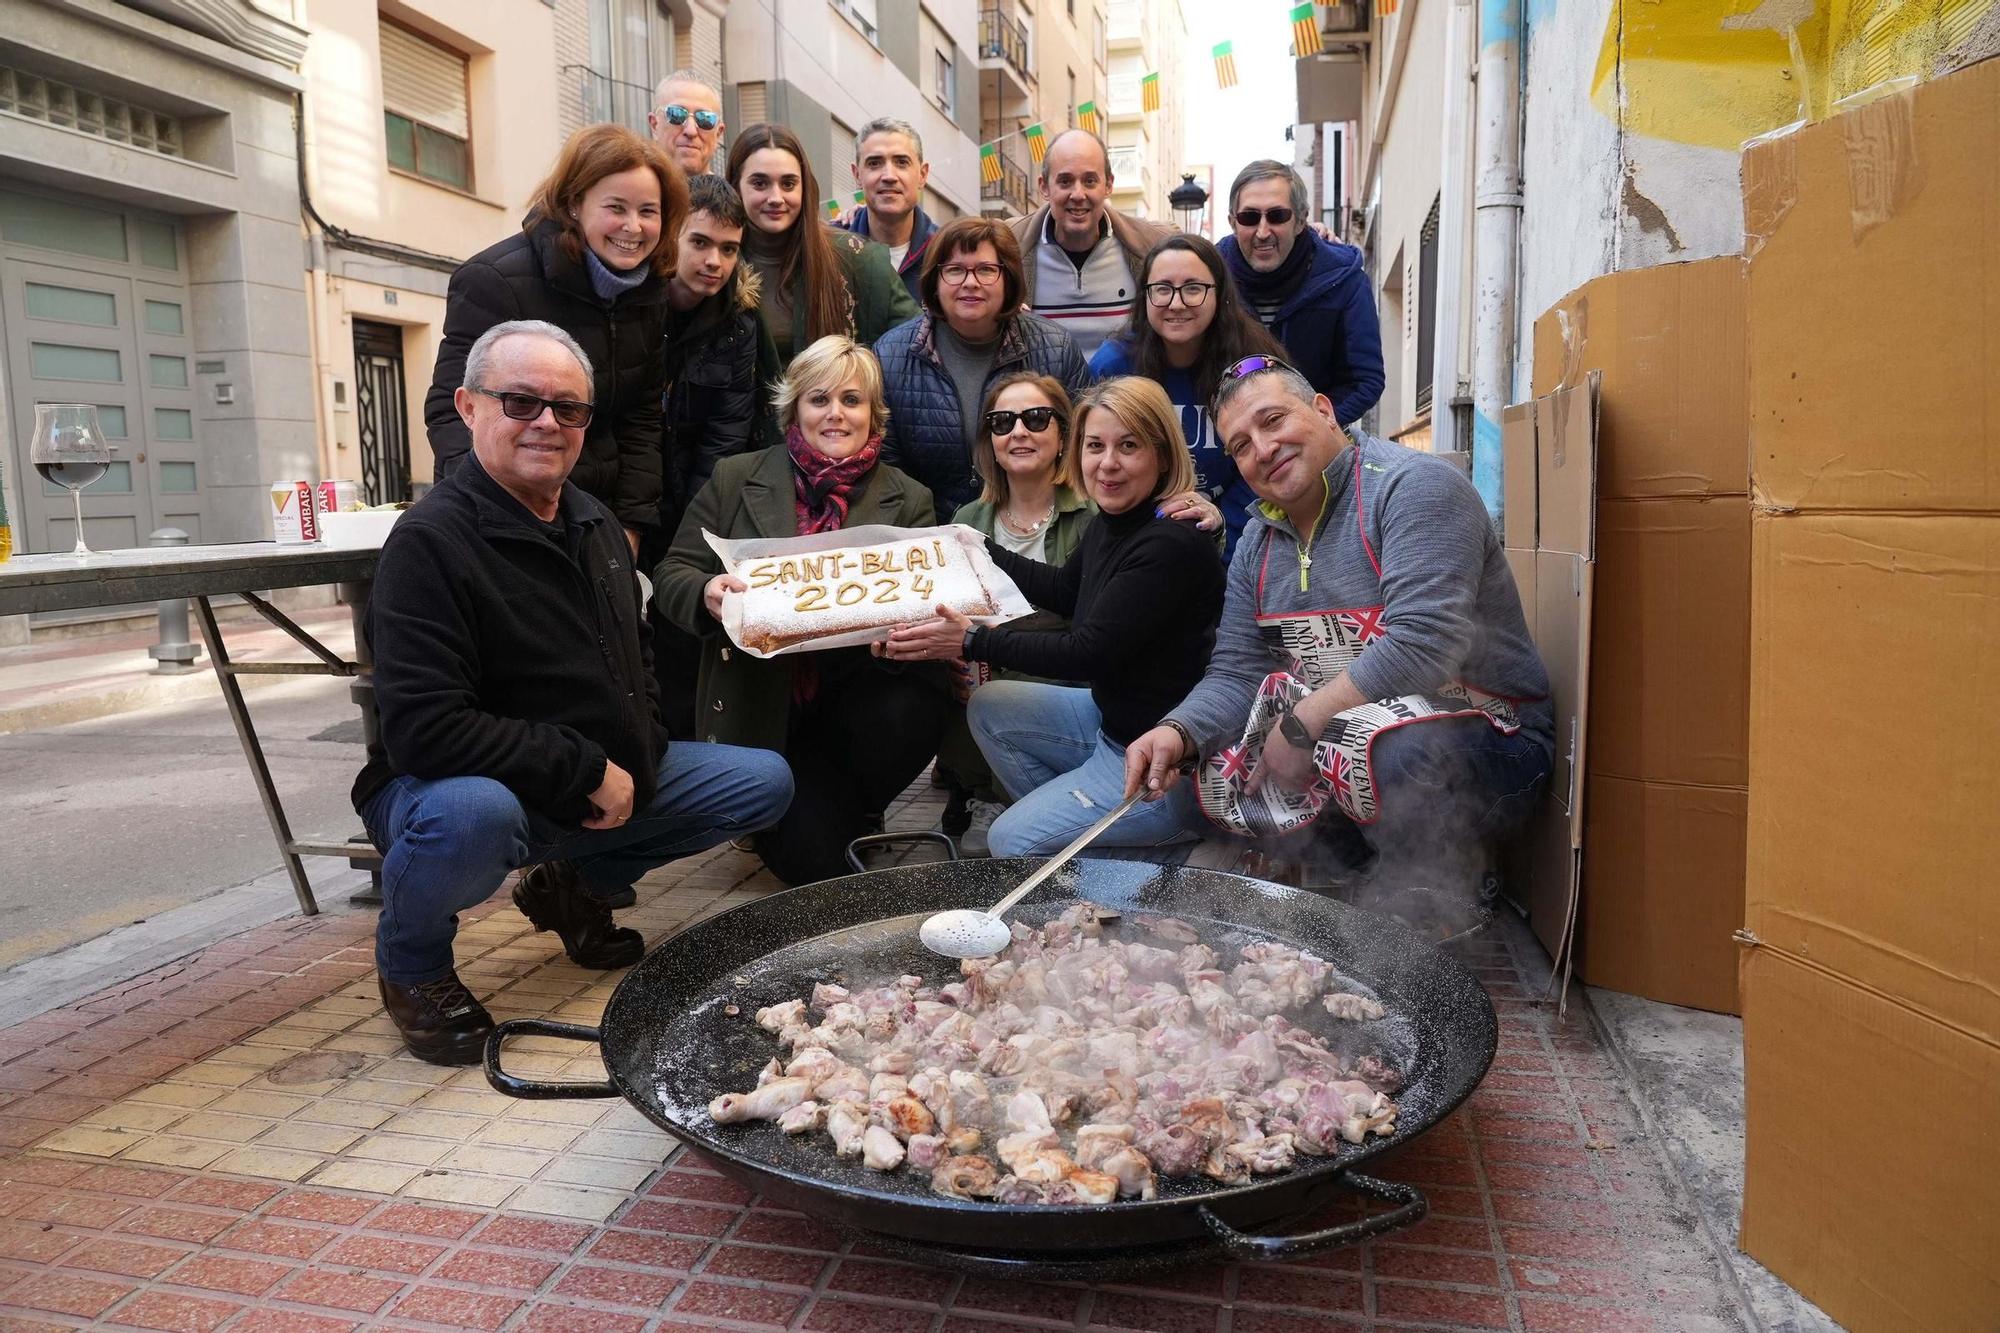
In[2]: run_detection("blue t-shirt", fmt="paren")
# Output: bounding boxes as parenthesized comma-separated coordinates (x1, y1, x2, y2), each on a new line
(1089, 338, 1254, 556)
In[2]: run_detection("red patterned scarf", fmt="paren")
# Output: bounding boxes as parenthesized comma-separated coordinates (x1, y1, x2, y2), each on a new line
(788, 425, 882, 536)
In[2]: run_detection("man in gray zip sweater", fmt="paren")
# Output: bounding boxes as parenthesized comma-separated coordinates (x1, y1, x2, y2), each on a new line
(1124, 358, 1552, 889)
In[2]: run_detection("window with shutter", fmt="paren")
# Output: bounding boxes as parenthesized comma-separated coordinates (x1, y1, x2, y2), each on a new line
(380, 20, 471, 191)
(736, 81, 769, 128)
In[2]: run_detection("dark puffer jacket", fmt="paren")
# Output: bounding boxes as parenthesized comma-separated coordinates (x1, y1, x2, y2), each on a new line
(425, 217, 668, 532)
(653, 263, 782, 557)
(876, 311, 1092, 519)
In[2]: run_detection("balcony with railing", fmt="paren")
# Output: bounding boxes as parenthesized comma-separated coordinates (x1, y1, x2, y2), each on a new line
(1106, 0, 1144, 52)
(980, 144, 1033, 217)
(978, 8, 1034, 103)
(1107, 70, 1142, 121)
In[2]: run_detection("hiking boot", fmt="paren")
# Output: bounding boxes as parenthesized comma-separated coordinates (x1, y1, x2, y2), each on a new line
(379, 971, 493, 1066)
(513, 861, 645, 969)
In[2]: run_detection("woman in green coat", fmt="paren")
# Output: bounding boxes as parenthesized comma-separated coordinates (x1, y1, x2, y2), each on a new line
(726, 123, 921, 368)
(654, 336, 948, 885)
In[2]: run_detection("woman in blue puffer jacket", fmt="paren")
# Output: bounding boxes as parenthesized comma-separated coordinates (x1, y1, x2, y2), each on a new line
(876, 216, 1093, 519)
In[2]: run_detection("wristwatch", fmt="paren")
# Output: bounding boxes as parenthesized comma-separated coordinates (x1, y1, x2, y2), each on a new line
(961, 624, 979, 659)
(1277, 707, 1312, 748)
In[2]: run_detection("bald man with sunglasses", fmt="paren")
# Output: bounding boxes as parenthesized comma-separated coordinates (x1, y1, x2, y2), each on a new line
(356, 321, 791, 1066)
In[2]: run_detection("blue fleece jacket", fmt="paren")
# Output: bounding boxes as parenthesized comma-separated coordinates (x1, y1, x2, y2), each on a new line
(846, 206, 938, 306)
(1220, 230, 1385, 427)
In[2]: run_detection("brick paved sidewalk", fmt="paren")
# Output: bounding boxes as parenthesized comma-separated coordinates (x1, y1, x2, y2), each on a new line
(0, 785, 1750, 1332)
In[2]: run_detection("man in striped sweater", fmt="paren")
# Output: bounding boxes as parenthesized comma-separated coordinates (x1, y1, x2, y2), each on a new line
(1005, 129, 1173, 361)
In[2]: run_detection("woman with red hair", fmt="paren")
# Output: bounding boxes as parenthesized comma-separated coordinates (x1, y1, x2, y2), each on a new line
(426, 123, 690, 553)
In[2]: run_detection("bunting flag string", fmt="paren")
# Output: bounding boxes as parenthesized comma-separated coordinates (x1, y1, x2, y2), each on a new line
(1213, 40, 1238, 88)
(1141, 71, 1162, 112)
(1077, 100, 1102, 135)
(979, 142, 1004, 184)
(1023, 121, 1048, 163)
(1291, 2, 1324, 56)
(823, 199, 842, 217)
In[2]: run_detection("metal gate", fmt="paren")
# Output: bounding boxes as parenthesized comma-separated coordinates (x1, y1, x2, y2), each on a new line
(351, 319, 410, 504)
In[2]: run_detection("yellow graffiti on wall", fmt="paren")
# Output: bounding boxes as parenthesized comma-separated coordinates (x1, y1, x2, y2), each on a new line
(1589, 0, 1996, 150)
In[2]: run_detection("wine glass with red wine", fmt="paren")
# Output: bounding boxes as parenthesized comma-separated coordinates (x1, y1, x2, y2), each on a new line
(31, 404, 111, 557)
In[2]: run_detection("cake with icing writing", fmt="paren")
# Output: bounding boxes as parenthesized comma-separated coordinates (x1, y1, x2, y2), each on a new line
(737, 534, 997, 653)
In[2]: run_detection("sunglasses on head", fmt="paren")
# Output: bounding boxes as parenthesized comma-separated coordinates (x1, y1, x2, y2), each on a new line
(1217, 355, 1300, 389)
(473, 388, 594, 429)
(1234, 206, 1295, 228)
(659, 104, 721, 131)
(985, 406, 1060, 436)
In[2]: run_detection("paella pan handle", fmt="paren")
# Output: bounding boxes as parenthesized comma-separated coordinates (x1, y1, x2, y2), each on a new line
(1196, 1171, 1427, 1261)
(844, 830, 961, 873)
(483, 1019, 618, 1100)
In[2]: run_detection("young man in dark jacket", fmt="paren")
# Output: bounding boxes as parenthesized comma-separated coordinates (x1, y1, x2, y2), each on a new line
(840, 117, 940, 306)
(646, 175, 779, 734)
(359, 321, 792, 1065)
(1219, 160, 1385, 428)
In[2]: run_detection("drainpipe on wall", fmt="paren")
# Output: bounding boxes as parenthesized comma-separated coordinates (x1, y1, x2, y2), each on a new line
(1469, 0, 1523, 522)
(1427, 0, 1477, 462)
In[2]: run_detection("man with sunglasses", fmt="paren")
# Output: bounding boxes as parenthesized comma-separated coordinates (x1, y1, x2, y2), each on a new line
(648, 71, 725, 176)
(1219, 161, 1384, 429)
(356, 321, 793, 1065)
(1123, 355, 1548, 905)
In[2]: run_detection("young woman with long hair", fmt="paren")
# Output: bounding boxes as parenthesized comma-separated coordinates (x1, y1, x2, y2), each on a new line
(1089, 233, 1288, 554)
(725, 124, 919, 365)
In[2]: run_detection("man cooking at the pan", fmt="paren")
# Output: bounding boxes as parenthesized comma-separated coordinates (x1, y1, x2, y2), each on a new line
(1123, 355, 1554, 900)
(354, 319, 794, 1065)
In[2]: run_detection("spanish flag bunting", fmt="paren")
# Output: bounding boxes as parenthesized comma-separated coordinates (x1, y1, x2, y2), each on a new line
(1023, 122, 1048, 164)
(1291, 3, 1323, 56)
(1141, 71, 1161, 112)
(980, 142, 1004, 184)
(1077, 101, 1101, 135)
(1213, 41, 1238, 88)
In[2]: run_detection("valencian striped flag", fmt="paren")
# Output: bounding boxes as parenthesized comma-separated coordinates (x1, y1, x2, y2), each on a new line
(980, 142, 1004, 184)
(1213, 41, 1238, 88)
(1023, 121, 1048, 164)
(1077, 101, 1102, 135)
(1291, 2, 1323, 56)
(853, 190, 866, 204)
(824, 199, 841, 218)
(1377, 0, 1400, 13)
(1141, 71, 1162, 112)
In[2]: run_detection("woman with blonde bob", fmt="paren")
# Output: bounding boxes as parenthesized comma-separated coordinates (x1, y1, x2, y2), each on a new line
(427, 124, 689, 548)
(656, 336, 948, 884)
(880, 376, 1225, 857)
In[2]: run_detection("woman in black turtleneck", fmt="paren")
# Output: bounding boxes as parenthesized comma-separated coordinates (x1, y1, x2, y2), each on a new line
(878, 376, 1224, 858)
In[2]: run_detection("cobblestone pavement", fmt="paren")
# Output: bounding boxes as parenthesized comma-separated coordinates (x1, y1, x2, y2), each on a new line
(0, 781, 1750, 1331)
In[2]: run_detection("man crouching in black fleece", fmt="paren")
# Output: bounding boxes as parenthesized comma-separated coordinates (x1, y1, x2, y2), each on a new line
(354, 319, 793, 1064)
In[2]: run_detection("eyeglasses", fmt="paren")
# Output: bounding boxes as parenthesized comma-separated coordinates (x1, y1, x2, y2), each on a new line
(985, 406, 1060, 436)
(940, 262, 1004, 286)
(658, 104, 721, 131)
(1233, 206, 1295, 228)
(1217, 355, 1300, 387)
(1145, 280, 1214, 308)
(472, 388, 594, 429)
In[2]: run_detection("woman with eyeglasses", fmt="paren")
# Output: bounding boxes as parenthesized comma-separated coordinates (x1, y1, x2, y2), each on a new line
(725, 124, 919, 367)
(654, 336, 949, 886)
(1089, 234, 1289, 556)
(426, 124, 689, 556)
(930, 373, 1093, 852)
(878, 377, 1225, 860)
(873, 216, 1091, 520)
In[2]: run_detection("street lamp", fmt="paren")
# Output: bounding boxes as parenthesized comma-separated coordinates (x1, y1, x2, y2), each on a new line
(1169, 171, 1209, 235)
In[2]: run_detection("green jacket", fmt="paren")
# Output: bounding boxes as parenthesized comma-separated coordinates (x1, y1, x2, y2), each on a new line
(653, 444, 940, 753)
(952, 484, 1094, 568)
(767, 230, 923, 364)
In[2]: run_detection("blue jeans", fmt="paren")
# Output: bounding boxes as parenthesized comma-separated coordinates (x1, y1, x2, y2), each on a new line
(968, 681, 1198, 858)
(1326, 715, 1551, 887)
(361, 743, 793, 984)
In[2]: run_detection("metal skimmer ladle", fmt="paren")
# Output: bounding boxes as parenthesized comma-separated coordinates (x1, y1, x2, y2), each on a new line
(919, 791, 1145, 959)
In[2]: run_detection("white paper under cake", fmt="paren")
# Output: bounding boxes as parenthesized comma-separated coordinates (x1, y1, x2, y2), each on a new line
(704, 523, 1034, 658)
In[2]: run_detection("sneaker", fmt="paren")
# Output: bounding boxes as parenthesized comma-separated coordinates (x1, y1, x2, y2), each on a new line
(955, 799, 1009, 857)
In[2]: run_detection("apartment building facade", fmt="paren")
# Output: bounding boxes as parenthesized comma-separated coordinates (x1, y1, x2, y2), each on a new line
(1102, 0, 1185, 222)
(976, 0, 1107, 219)
(0, 0, 313, 582)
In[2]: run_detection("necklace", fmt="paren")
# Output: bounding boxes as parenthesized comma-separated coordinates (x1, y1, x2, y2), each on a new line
(1001, 498, 1057, 536)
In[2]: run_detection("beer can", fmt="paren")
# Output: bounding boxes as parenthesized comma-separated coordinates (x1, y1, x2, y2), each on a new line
(271, 480, 321, 544)
(317, 479, 360, 515)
